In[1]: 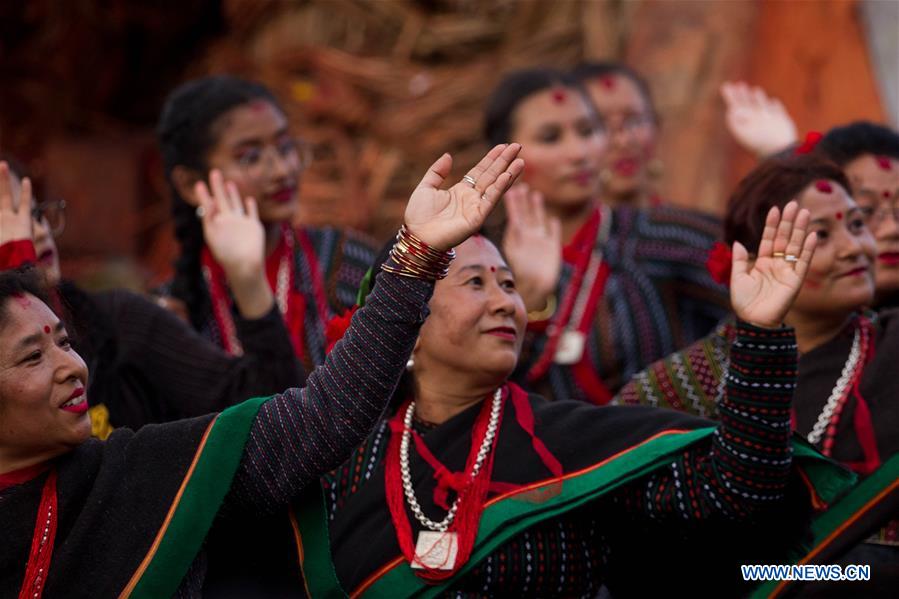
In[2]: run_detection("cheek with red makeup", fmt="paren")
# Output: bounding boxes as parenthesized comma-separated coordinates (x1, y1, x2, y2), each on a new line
(803, 277, 822, 290)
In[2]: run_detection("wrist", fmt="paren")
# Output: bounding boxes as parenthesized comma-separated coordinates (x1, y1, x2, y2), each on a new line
(381, 225, 455, 280)
(229, 269, 274, 320)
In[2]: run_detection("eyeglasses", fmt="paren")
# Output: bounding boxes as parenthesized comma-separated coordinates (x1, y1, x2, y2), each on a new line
(599, 113, 654, 136)
(861, 201, 899, 226)
(31, 199, 67, 236)
(234, 137, 313, 175)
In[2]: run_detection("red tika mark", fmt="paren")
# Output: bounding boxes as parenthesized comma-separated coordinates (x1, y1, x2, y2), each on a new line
(835, 212, 843, 221)
(248, 99, 269, 113)
(876, 156, 893, 171)
(599, 76, 616, 90)
(489, 266, 496, 272)
(551, 89, 567, 104)
(815, 180, 833, 193)
(884, 191, 892, 199)
(43, 326, 51, 334)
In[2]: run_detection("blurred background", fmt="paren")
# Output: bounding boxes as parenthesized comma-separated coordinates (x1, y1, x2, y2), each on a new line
(1, 0, 896, 290)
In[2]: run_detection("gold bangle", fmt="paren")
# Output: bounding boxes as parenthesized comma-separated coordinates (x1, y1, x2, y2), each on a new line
(527, 293, 557, 322)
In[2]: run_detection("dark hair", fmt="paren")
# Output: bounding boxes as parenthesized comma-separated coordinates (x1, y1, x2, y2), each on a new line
(571, 61, 657, 121)
(0, 268, 53, 331)
(816, 121, 899, 167)
(483, 67, 593, 146)
(724, 154, 851, 251)
(157, 75, 282, 328)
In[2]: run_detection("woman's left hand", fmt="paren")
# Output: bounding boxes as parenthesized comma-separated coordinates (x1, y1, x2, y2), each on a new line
(0, 162, 33, 245)
(730, 201, 816, 328)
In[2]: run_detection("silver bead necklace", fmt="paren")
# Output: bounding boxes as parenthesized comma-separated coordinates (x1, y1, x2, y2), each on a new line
(807, 326, 861, 445)
(399, 388, 502, 532)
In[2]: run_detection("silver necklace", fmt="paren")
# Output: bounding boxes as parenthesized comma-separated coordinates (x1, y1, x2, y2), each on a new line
(807, 327, 861, 445)
(400, 388, 502, 570)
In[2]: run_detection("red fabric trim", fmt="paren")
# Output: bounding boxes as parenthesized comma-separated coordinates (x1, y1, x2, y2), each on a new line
(508, 383, 563, 476)
(18, 469, 57, 599)
(0, 461, 50, 491)
(0, 239, 37, 270)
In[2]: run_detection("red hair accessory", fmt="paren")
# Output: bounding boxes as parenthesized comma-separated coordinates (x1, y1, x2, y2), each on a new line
(795, 131, 823, 155)
(815, 180, 833, 193)
(325, 305, 359, 354)
(706, 241, 733, 286)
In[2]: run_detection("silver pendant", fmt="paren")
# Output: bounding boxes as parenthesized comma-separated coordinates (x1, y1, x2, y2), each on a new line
(411, 530, 458, 570)
(554, 330, 586, 365)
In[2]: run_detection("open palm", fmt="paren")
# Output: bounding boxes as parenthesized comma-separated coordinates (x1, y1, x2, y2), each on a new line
(721, 82, 798, 157)
(0, 162, 34, 244)
(730, 201, 816, 328)
(195, 170, 266, 280)
(404, 144, 524, 250)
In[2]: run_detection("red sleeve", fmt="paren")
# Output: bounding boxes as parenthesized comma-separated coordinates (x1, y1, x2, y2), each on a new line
(0, 240, 38, 270)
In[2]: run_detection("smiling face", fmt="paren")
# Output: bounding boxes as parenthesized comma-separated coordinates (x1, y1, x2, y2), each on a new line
(509, 87, 606, 210)
(789, 182, 876, 319)
(843, 154, 899, 295)
(0, 294, 89, 471)
(412, 237, 527, 387)
(583, 73, 657, 201)
(199, 100, 305, 224)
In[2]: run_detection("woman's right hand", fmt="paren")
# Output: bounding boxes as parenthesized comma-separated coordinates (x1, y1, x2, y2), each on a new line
(502, 184, 561, 311)
(721, 82, 798, 157)
(195, 170, 274, 319)
(0, 162, 33, 245)
(404, 144, 524, 250)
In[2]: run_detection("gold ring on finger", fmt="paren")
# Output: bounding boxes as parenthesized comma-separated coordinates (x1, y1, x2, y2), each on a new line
(772, 252, 785, 258)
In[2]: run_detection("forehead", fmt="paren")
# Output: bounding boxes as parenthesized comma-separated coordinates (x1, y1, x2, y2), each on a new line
(798, 181, 856, 215)
(210, 100, 288, 147)
(584, 75, 648, 115)
(0, 294, 59, 348)
(450, 237, 508, 271)
(845, 155, 899, 188)
(513, 88, 595, 129)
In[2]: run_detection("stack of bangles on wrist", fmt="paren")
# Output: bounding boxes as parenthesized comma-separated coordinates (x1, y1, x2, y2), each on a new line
(380, 224, 456, 280)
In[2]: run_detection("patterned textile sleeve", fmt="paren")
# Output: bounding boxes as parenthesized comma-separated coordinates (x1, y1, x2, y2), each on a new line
(612, 322, 797, 520)
(224, 271, 432, 513)
(309, 227, 378, 312)
(613, 319, 733, 418)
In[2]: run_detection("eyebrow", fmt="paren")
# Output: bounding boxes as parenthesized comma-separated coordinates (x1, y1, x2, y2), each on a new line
(15, 321, 64, 353)
(231, 127, 291, 148)
(456, 264, 513, 274)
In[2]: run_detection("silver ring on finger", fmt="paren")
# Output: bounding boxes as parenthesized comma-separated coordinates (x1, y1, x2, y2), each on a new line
(784, 254, 799, 263)
(481, 192, 488, 201)
(196, 206, 206, 218)
(462, 175, 477, 187)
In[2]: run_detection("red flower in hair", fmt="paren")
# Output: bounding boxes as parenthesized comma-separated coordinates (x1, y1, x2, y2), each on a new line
(794, 131, 823, 155)
(706, 242, 733, 286)
(325, 305, 359, 354)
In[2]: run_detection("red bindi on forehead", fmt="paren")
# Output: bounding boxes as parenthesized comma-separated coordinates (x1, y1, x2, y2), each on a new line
(875, 156, 893, 171)
(489, 266, 496, 273)
(247, 99, 270, 113)
(43, 325, 51, 334)
(885, 191, 893, 199)
(599, 76, 616, 90)
(551, 89, 567, 104)
(11, 292, 30, 309)
(815, 180, 833, 193)
(835, 212, 843, 221)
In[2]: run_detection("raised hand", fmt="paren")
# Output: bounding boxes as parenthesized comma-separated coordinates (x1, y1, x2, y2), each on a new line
(404, 144, 524, 250)
(0, 162, 33, 244)
(730, 201, 816, 328)
(195, 170, 273, 319)
(502, 184, 561, 311)
(721, 82, 798, 157)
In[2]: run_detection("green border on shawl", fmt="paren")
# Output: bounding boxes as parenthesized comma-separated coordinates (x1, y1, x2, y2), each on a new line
(297, 429, 852, 599)
(752, 452, 899, 598)
(126, 395, 269, 599)
(295, 486, 348, 597)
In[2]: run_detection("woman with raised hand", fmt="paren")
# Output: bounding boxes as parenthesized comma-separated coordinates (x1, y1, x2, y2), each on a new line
(157, 75, 376, 372)
(489, 67, 728, 404)
(616, 153, 899, 593)
(298, 182, 851, 597)
(0, 160, 303, 434)
(0, 143, 523, 598)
